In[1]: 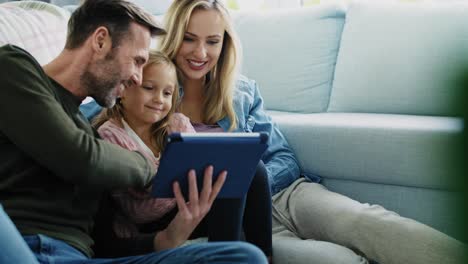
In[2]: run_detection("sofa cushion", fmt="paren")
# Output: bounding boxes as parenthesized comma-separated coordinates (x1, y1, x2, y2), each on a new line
(269, 111, 463, 190)
(0, 1, 70, 65)
(328, 1, 468, 116)
(232, 4, 345, 113)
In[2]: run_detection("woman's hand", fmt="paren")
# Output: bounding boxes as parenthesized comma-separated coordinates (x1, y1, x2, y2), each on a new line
(153, 165, 227, 251)
(167, 113, 196, 133)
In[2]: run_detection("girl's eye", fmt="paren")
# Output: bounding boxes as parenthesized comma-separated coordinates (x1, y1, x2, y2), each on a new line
(142, 86, 153, 90)
(208, 40, 220, 45)
(164, 91, 173, 96)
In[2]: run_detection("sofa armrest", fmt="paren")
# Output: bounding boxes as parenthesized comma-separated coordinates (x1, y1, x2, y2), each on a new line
(269, 111, 464, 238)
(269, 111, 463, 191)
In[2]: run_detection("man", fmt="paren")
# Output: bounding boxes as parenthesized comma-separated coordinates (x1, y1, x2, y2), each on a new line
(0, 0, 266, 263)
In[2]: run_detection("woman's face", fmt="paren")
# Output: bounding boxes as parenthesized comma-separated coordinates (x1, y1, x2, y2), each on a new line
(175, 9, 225, 81)
(121, 63, 176, 127)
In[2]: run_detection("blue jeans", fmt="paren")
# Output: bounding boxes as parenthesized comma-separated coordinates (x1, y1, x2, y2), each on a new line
(23, 234, 267, 264)
(0, 205, 39, 264)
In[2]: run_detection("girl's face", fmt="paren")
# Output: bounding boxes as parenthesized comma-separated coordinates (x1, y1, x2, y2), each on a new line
(175, 9, 225, 81)
(121, 63, 176, 126)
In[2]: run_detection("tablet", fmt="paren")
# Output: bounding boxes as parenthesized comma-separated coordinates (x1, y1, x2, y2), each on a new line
(151, 132, 268, 198)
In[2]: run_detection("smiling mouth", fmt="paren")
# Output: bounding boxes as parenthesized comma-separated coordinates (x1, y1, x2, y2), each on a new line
(188, 59, 207, 69)
(146, 106, 164, 112)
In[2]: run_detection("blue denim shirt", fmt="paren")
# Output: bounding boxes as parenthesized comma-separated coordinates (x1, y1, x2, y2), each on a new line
(216, 76, 301, 195)
(80, 75, 301, 195)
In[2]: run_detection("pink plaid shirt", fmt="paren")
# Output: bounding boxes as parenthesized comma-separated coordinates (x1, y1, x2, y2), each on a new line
(98, 119, 177, 238)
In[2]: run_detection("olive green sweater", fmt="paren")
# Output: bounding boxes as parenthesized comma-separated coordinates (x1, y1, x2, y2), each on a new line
(0, 45, 155, 257)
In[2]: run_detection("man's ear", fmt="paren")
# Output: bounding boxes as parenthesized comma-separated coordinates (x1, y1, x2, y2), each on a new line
(91, 26, 112, 56)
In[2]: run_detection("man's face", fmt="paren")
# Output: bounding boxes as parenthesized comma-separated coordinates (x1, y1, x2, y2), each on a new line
(81, 50, 121, 108)
(83, 22, 151, 108)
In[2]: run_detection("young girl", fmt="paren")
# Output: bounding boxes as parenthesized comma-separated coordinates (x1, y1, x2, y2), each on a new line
(91, 50, 270, 260)
(93, 50, 184, 241)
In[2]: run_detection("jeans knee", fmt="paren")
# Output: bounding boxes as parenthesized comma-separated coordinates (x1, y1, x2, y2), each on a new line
(234, 241, 268, 263)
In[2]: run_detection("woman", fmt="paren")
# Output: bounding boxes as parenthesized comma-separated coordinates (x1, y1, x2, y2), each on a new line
(159, 1, 273, 260)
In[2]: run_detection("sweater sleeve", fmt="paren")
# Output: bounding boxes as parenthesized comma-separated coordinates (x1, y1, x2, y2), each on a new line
(0, 46, 155, 189)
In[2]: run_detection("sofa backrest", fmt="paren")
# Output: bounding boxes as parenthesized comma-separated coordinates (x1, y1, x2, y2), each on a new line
(328, 1, 468, 116)
(3, 1, 466, 117)
(0, 1, 70, 65)
(232, 4, 346, 113)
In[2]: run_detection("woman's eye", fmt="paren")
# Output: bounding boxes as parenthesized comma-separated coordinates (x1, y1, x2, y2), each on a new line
(142, 86, 153, 90)
(208, 40, 219, 45)
(183, 37, 194, 42)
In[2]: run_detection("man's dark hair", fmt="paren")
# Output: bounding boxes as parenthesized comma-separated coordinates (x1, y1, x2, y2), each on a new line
(65, 0, 165, 49)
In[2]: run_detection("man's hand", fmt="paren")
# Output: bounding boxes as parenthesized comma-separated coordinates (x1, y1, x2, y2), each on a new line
(153, 166, 226, 251)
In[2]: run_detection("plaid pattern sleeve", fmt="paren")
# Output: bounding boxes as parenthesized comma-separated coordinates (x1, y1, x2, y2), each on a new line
(98, 120, 176, 238)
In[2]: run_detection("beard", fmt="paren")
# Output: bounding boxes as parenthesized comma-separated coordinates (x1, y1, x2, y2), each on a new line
(81, 50, 122, 108)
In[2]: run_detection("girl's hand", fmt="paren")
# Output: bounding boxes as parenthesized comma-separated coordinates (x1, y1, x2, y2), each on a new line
(153, 166, 226, 251)
(167, 113, 196, 133)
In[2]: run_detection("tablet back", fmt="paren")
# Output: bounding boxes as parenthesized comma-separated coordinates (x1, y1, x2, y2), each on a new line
(152, 132, 268, 198)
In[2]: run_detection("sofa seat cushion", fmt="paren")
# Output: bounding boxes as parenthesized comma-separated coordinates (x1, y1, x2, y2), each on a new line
(0, 1, 70, 65)
(269, 111, 463, 190)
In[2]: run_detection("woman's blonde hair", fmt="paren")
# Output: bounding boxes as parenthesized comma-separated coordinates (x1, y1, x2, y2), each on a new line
(159, 0, 240, 131)
(93, 50, 179, 152)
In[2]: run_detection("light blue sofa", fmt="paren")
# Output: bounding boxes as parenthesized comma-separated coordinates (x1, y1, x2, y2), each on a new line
(0, 0, 465, 255)
(232, 1, 467, 241)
